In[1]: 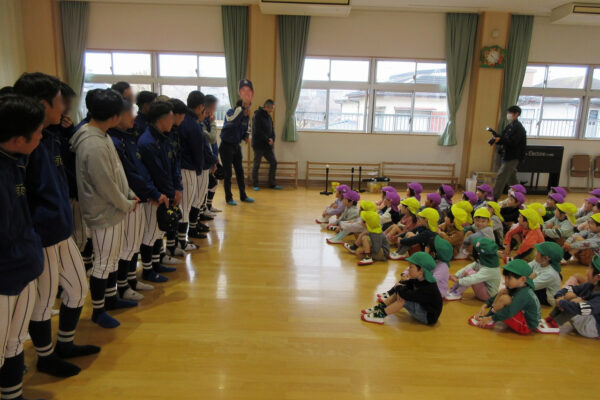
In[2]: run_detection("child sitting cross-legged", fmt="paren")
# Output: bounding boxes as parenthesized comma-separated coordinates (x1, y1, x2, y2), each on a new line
(501, 191, 526, 231)
(361, 252, 443, 326)
(529, 242, 563, 307)
(562, 213, 600, 267)
(388, 208, 439, 261)
(455, 207, 495, 260)
(468, 259, 541, 335)
(348, 211, 390, 266)
(537, 255, 600, 337)
(379, 190, 402, 231)
(326, 190, 360, 244)
(438, 205, 468, 257)
(383, 197, 419, 244)
(503, 208, 545, 263)
(315, 184, 349, 226)
(446, 237, 501, 301)
(543, 202, 576, 244)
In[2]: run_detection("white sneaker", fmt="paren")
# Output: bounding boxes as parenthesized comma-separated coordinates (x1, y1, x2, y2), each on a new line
(376, 292, 391, 302)
(344, 243, 357, 254)
(535, 319, 560, 334)
(358, 256, 374, 266)
(210, 207, 222, 213)
(122, 288, 144, 301)
(161, 255, 181, 265)
(361, 306, 381, 314)
(203, 211, 217, 218)
(388, 251, 407, 261)
(361, 312, 385, 325)
(468, 316, 495, 328)
(135, 281, 154, 291)
(181, 242, 199, 251)
(445, 292, 462, 301)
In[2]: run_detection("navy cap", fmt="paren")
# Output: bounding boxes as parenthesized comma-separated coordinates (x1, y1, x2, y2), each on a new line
(239, 79, 254, 91)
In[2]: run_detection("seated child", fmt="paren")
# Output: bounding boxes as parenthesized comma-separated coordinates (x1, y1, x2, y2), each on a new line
(438, 184, 454, 213)
(384, 197, 419, 243)
(315, 184, 349, 225)
(529, 242, 563, 307)
(341, 201, 378, 250)
(455, 207, 495, 260)
(474, 184, 494, 209)
(326, 190, 360, 244)
(438, 205, 467, 256)
(388, 207, 439, 260)
(425, 192, 441, 212)
(499, 184, 527, 207)
(468, 259, 541, 335)
(551, 186, 567, 198)
(591, 188, 600, 198)
(376, 186, 396, 211)
(577, 200, 600, 232)
(543, 202, 576, 243)
(350, 211, 390, 266)
(446, 237, 501, 301)
(543, 192, 564, 222)
(485, 201, 504, 247)
(462, 191, 477, 206)
(503, 208, 545, 263)
(361, 252, 442, 326)
(576, 196, 598, 226)
(563, 213, 600, 267)
(500, 191, 526, 232)
(377, 236, 453, 301)
(537, 255, 600, 337)
(379, 190, 401, 231)
(406, 182, 423, 201)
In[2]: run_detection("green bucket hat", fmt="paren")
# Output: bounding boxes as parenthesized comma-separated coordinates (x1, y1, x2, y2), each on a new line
(534, 242, 564, 273)
(472, 237, 499, 268)
(503, 259, 534, 289)
(433, 235, 453, 266)
(406, 252, 437, 283)
(593, 255, 600, 274)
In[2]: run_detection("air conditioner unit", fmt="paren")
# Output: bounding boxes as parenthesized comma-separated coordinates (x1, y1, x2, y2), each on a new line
(259, 0, 351, 17)
(550, 2, 600, 26)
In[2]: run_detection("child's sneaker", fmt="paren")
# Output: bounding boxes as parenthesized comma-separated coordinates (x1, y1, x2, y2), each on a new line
(181, 242, 199, 251)
(327, 225, 337, 231)
(344, 243, 357, 254)
(544, 316, 560, 329)
(168, 247, 186, 257)
(361, 312, 385, 325)
(121, 288, 144, 301)
(210, 207, 223, 213)
(454, 249, 470, 260)
(535, 319, 560, 334)
(376, 292, 391, 302)
(445, 292, 462, 301)
(388, 251, 407, 261)
(361, 303, 384, 314)
(468, 316, 495, 329)
(326, 237, 344, 244)
(315, 217, 328, 224)
(358, 256, 373, 266)
(161, 255, 180, 265)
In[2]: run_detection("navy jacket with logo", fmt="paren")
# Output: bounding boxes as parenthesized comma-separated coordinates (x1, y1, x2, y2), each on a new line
(179, 110, 205, 174)
(109, 128, 161, 203)
(220, 106, 249, 145)
(137, 125, 183, 199)
(25, 129, 74, 247)
(0, 149, 44, 295)
(133, 112, 149, 137)
(47, 123, 78, 199)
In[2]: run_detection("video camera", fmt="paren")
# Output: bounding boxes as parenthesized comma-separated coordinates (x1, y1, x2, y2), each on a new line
(486, 126, 499, 146)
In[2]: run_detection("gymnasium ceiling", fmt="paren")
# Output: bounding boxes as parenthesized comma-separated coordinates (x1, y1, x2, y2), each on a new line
(76, 0, 600, 16)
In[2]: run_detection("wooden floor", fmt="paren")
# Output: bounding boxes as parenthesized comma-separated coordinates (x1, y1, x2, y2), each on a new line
(24, 187, 599, 399)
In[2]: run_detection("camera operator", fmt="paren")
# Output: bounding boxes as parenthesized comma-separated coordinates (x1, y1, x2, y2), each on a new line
(490, 105, 527, 200)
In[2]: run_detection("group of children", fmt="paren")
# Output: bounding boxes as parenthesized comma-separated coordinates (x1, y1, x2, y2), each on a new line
(316, 181, 600, 339)
(0, 73, 264, 399)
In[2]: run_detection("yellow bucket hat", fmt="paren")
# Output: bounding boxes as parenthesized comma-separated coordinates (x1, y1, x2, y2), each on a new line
(359, 200, 377, 212)
(418, 207, 440, 232)
(401, 197, 420, 215)
(556, 202, 578, 225)
(519, 208, 542, 230)
(455, 200, 473, 224)
(361, 211, 382, 234)
(450, 204, 468, 231)
(486, 201, 503, 222)
(473, 207, 493, 226)
(527, 202, 546, 221)
(591, 213, 600, 224)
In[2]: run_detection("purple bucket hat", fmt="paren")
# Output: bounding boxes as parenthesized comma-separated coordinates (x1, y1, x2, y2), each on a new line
(408, 182, 423, 200)
(463, 191, 477, 205)
(586, 196, 599, 205)
(336, 184, 350, 194)
(549, 193, 565, 204)
(386, 191, 401, 212)
(427, 192, 441, 209)
(476, 184, 494, 200)
(440, 184, 454, 200)
(510, 191, 526, 204)
(551, 186, 567, 197)
(510, 184, 527, 194)
(589, 188, 600, 198)
(381, 186, 397, 193)
(343, 190, 360, 203)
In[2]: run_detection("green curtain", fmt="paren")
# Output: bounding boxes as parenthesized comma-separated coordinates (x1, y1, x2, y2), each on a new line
(221, 6, 249, 105)
(438, 13, 478, 147)
(59, 0, 89, 121)
(278, 15, 310, 142)
(497, 15, 534, 132)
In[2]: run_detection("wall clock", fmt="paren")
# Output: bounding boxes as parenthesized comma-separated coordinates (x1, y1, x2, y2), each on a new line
(481, 45, 506, 69)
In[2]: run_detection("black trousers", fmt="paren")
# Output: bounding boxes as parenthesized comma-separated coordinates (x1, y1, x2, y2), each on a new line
(252, 146, 277, 187)
(219, 141, 246, 201)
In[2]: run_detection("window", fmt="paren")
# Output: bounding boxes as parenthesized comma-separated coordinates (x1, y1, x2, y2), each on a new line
(297, 57, 447, 134)
(83, 51, 229, 125)
(520, 64, 600, 138)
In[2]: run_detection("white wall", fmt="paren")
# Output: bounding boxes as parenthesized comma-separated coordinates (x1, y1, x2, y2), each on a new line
(0, 0, 26, 86)
(273, 10, 467, 181)
(87, 3, 223, 52)
(526, 16, 600, 188)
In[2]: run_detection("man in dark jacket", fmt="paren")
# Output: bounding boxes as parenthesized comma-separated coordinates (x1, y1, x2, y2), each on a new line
(251, 99, 281, 191)
(493, 105, 527, 200)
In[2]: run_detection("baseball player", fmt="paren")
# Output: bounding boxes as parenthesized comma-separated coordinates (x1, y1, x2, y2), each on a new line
(200, 95, 221, 216)
(108, 100, 161, 299)
(0, 94, 45, 400)
(133, 91, 157, 136)
(14, 73, 99, 378)
(137, 101, 182, 282)
(71, 88, 139, 329)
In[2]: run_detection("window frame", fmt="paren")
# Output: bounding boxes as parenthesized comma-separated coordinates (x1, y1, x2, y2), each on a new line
(298, 56, 448, 135)
(520, 63, 600, 140)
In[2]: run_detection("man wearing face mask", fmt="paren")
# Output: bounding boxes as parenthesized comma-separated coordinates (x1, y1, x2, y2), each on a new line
(492, 105, 527, 201)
